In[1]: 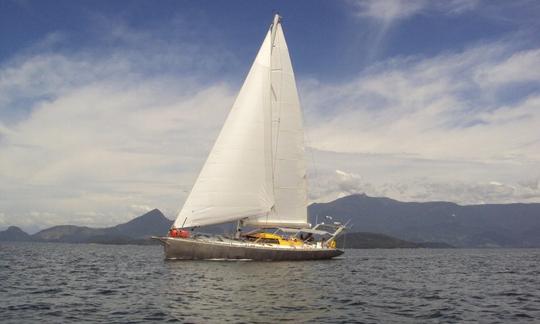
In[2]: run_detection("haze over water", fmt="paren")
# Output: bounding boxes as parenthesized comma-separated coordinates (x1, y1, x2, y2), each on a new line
(1, 242, 539, 323)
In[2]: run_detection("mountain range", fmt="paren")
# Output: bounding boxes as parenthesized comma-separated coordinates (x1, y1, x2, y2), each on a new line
(1, 209, 171, 245)
(1, 194, 539, 247)
(310, 194, 540, 248)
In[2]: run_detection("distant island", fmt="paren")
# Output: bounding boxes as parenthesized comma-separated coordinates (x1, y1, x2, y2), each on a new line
(1, 194, 539, 248)
(0, 209, 170, 245)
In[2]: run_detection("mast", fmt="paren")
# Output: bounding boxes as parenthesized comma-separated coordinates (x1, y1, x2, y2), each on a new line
(269, 13, 280, 205)
(271, 14, 280, 51)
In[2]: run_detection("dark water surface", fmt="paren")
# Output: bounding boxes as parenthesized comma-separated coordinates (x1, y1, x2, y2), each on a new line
(1, 243, 539, 323)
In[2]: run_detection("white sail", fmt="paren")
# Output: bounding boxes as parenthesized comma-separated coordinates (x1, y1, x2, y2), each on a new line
(173, 15, 308, 229)
(173, 30, 274, 229)
(244, 20, 308, 228)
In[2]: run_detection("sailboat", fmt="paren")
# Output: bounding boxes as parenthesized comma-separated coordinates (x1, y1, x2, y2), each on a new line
(153, 14, 346, 261)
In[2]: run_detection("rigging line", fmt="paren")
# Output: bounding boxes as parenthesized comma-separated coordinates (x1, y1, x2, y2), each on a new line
(268, 41, 277, 206)
(343, 231, 347, 256)
(172, 186, 189, 228)
(269, 25, 284, 221)
(267, 18, 283, 199)
(304, 123, 320, 209)
(265, 21, 278, 213)
(272, 73, 284, 178)
(271, 38, 284, 183)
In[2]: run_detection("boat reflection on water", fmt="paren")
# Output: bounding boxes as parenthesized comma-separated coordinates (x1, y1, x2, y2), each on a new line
(161, 257, 339, 322)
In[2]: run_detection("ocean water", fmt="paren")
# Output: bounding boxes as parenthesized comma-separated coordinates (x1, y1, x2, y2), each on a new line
(1, 243, 539, 323)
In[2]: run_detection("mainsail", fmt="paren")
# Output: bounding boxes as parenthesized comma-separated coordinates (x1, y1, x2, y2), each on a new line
(173, 15, 308, 229)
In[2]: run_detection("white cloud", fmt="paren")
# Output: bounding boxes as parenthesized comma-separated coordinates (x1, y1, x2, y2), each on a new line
(307, 150, 540, 205)
(0, 24, 236, 230)
(475, 48, 540, 87)
(351, 0, 479, 23)
(441, 0, 481, 15)
(303, 41, 540, 160)
(353, 0, 428, 23)
(0, 74, 234, 227)
(333, 169, 365, 196)
(130, 204, 153, 213)
(302, 40, 540, 204)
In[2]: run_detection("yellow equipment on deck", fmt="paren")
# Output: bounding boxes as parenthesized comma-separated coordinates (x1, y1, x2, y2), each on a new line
(246, 232, 304, 247)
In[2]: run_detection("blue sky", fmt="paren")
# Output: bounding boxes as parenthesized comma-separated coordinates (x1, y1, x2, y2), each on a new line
(1, 0, 540, 231)
(5, 0, 538, 80)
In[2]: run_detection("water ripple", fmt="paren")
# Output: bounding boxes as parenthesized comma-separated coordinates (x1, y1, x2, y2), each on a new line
(1, 243, 539, 323)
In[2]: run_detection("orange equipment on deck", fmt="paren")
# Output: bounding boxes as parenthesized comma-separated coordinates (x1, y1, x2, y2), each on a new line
(169, 228, 190, 238)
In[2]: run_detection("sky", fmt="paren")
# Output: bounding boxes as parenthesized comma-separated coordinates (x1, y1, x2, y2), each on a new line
(1, 0, 540, 232)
